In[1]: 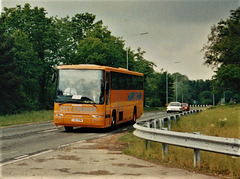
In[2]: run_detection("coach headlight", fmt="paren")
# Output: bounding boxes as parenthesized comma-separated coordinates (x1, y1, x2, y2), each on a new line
(92, 115, 104, 118)
(55, 114, 63, 117)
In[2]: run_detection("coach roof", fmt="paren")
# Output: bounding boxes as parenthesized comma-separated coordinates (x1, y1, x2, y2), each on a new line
(57, 64, 143, 76)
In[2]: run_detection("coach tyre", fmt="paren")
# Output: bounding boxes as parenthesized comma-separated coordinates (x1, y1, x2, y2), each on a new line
(132, 108, 136, 124)
(111, 112, 116, 131)
(64, 126, 73, 132)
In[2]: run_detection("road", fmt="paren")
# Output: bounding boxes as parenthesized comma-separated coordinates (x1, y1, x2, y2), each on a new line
(0, 111, 169, 164)
(1, 111, 220, 179)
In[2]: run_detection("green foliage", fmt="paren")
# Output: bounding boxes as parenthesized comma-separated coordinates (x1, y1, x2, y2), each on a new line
(172, 73, 190, 103)
(202, 7, 240, 96)
(199, 91, 212, 105)
(0, 20, 22, 114)
(75, 23, 126, 67)
(132, 47, 156, 77)
(144, 71, 175, 107)
(2, 3, 230, 115)
(0, 3, 158, 114)
(213, 64, 240, 95)
(187, 79, 212, 104)
(1, 3, 60, 111)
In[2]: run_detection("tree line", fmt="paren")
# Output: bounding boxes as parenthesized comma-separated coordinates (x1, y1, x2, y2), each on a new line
(0, 4, 239, 115)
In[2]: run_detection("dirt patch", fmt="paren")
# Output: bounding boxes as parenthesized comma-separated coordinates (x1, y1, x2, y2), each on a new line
(122, 173, 142, 176)
(108, 158, 117, 160)
(127, 164, 151, 168)
(73, 170, 114, 175)
(34, 158, 47, 163)
(33, 158, 54, 163)
(57, 155, 81, 161)
(30, 168, 42, 170)
(85, 132, 128, 151)
(55, 146, 72, 152)
(54, 168, 71, 173)
(112, 163, 125, 167)
(17, 163, 28, 166)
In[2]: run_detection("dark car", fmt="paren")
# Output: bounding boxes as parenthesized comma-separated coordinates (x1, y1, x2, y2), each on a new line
(181, 103, 190, 111)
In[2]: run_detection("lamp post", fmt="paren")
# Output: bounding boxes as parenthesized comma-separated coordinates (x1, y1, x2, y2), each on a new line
(176, 74, 178, 101)
(213, 86, 215, 106)
(166, 72, 168, 105)
(166, 61, 181, 104)
(174, 62, 180, 102)
(126, 32, 148, 69)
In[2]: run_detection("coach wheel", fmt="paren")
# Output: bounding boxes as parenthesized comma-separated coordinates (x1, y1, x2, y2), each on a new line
(110, 113, 116, 131)
(132, 111, 136, 124)
(64, 126, 73, 132)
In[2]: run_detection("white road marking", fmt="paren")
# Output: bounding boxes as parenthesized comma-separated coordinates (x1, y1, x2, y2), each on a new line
(14, 155, 29, 160)
(0, 150, 53, 167)
(99, 134, 107, 137)
(38, 128, 59, 134)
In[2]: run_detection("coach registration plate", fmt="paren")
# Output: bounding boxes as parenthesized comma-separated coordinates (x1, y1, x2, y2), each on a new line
(72, 119, 83, 122)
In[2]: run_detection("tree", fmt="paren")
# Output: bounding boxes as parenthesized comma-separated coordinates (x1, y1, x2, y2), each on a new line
(199, 91, 212, 105)
(1, 4, 58, 108)
(156, 71, 175, 106)
(187, 79, 212, 105)
(0, 19, 21, 114)
(0, 14, 42, 114)
(75, 22, 126, 67)
(202, 7, 240, 96)
(12, 30, 40, 110)
(172, 73, 190, 103)
(55, 13, 103, 65)
(144, 70, 174, 107)
(132, 48, 156, 77)
(1, 4, 60, 109)
(2, 3, 186, 113)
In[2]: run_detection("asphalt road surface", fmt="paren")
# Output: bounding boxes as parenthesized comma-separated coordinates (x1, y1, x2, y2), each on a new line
(0, 111, 220, 178)
(0, 111, 168, 163)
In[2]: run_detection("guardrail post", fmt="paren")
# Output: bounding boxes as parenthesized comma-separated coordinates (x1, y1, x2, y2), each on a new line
(145, 122, 151, 149)
(153, 120, 157, 129)
(158, 119, 163, 129)
(193, 132, 201, 168)
(173, 115, 177, 123)
(168, 117, 171, 130)
(162, 128, 168, 160)
(158, 119, 160, 129)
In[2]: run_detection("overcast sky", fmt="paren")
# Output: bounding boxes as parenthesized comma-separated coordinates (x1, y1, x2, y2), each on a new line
(2, 0, 240, 80)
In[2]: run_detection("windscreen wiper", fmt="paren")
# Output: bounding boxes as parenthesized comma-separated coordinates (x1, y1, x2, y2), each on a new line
(57, 97, 97, 107)
(58, 99, 83, 106)
(80, 97, 97, 107)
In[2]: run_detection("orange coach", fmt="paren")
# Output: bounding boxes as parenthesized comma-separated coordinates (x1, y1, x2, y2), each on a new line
(53, 65, 144, 132)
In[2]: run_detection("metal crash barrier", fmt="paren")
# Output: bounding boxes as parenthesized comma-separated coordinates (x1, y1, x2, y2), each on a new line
(133, 110, 240, 168)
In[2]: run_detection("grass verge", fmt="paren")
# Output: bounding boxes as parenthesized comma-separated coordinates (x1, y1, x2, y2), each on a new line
(0, 110, 53, 127)
(119, 105, 240, 178)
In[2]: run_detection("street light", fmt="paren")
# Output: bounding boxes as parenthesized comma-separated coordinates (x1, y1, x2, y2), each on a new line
(166, 72, 168, 105)
(174, 62, 180, 102)
(126, 32, 149, 69)
(166, 61, 180, 104)
(176, 74, 178, 101)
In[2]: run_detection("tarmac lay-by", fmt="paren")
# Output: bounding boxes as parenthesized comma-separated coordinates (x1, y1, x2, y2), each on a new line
(2, 132, 219, 179)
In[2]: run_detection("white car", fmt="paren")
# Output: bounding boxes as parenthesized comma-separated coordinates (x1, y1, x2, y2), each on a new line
(167, 102, 183, 113)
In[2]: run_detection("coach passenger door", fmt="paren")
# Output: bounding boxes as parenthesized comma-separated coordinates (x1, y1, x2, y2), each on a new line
(105, 72, 111, 126)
